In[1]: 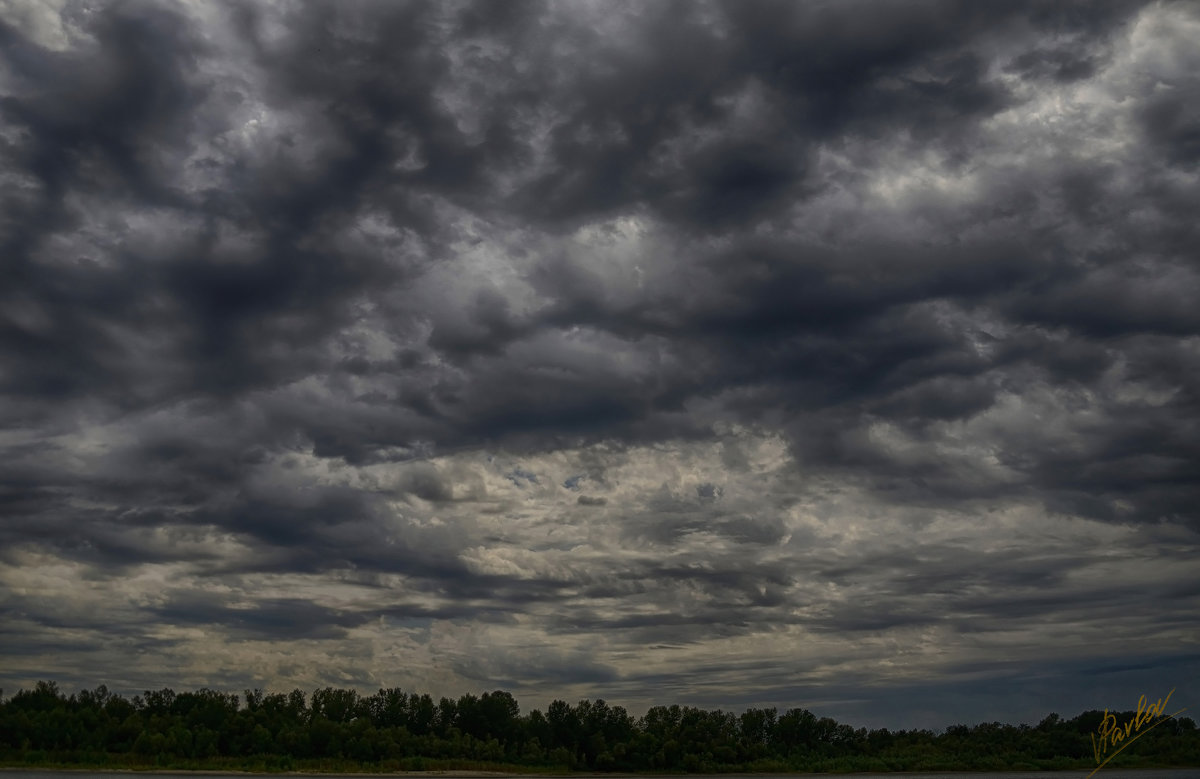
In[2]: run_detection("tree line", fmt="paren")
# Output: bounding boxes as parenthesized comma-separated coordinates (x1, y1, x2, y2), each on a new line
(2, 680, 1197, 773)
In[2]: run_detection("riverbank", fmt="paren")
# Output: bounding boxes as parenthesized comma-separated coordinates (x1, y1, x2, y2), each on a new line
(0, 764, 556, 776)
(0, 773, 515, 777)
(0, 768, 574, 777)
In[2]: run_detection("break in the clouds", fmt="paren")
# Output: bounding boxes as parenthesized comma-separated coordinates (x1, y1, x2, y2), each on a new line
(1, 0, 1198, 729)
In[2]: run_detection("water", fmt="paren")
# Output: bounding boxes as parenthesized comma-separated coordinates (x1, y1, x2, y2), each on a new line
(7, 770, 1200, 779)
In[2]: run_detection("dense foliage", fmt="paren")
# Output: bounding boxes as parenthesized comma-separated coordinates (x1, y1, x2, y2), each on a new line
(2, 681, 1197, 773)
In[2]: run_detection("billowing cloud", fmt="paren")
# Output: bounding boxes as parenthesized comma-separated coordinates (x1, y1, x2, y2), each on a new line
(1, 0, 1197, 727)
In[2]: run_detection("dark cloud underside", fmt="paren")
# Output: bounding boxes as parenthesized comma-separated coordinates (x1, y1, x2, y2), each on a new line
(1, 0, 1197, 727)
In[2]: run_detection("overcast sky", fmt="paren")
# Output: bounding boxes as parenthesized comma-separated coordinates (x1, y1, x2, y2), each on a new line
(1, 0, 1198, 731)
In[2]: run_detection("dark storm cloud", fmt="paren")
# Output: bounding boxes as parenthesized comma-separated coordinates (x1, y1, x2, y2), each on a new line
(147, 590, 390, 640)
(0, 0, 1177, 460)
(2, 0, 1198, 725)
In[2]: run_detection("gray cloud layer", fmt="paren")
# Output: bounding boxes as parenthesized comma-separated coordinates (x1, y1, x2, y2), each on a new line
(1, 0, 1197, 728)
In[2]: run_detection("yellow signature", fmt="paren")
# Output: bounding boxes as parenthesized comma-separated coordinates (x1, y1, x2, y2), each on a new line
(1087, 687, 1188, 778)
